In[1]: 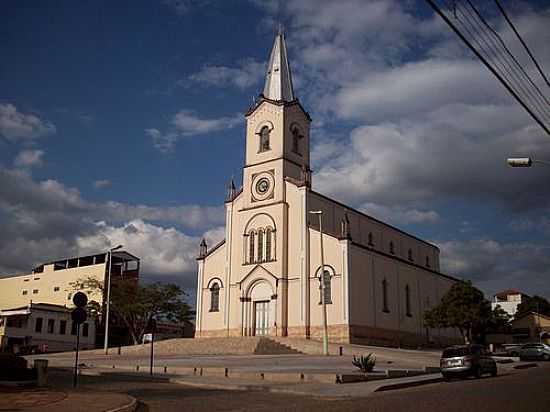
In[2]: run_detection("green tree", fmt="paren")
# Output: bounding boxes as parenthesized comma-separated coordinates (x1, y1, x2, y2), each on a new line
(424, 280, 495, 344)
(70, 277, 194, 345)
(515, 295, 550, 320)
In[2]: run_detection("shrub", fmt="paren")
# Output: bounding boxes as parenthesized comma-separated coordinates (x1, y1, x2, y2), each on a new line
(352, 353, 376, 373)
(0, 353, 35, 381)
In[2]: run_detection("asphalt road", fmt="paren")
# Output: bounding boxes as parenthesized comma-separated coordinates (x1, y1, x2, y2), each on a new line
(49, 363, 550, 412)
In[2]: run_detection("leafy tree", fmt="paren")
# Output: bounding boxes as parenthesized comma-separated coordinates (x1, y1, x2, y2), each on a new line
(70, 277, 194, 345)
(424, 280, 495, 344)
(515, 295, 550, 320)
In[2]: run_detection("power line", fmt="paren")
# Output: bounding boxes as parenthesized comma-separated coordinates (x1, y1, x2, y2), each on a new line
(458, 1, 550, 125)
(424, 0, 550, 135)
(494, 0, 550, 90)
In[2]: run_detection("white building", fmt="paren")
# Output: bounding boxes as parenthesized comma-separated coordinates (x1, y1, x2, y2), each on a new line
(195, 31, 461, 347)
(491, 289, 528, 317)
(0, 303, 96, 353)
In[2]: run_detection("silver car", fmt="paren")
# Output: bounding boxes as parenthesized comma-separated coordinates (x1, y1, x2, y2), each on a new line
(518, 343, 550, 361)
(440, 344, 497, 380)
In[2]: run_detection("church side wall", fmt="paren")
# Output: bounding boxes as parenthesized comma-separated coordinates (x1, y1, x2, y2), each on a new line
(348, 243, 461, 347)
(197, 244, 227, 337)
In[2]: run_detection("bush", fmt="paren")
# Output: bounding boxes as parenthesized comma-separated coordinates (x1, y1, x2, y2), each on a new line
(352, 353, 376, 373)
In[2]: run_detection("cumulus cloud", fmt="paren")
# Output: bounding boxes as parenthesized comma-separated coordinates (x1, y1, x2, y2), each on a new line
(147, 110, 242, 152)
(0, 167, 224, 282)
(439, 239, 550, 299)
(13, 149, 44, 168)
(0, 104, 56, 141)
(186, 58, 265, 90)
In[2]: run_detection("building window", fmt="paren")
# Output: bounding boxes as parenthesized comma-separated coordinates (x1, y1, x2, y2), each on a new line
(382, 279, 389, 313)
(33, 289, 39, 294)
(35, 317, 43, 333)
(67, 293, 72, 301)
(319, 269, 332, 304)
(82, 323, 89, 337)
(34, 277, 40, 280)
(257, 229, 264, 262)
(408, 248, 413, 262)
(258, 126, 271, 152)
(22, 290, 28, 295)
(249, 231, 255, 263)
(210, 283, 220, 312)
(47, 319, 55, 334)
(405, 285, 412, 317)
(368, 232, 374, 246)
(59, 320, 67, 335)
(425, 256, 430, 268)
(265, 228, 272, 261)
(71, 321, 77, 336)
(389, 241, 395, 255)
(54, 286, 60, 292)
(291, 126, 302, 154)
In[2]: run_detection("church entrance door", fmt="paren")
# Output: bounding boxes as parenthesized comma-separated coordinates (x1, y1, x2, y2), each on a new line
(254, 300, 270, 336)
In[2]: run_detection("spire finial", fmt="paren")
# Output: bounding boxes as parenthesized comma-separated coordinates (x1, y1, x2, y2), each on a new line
(199, 238, 208, 258)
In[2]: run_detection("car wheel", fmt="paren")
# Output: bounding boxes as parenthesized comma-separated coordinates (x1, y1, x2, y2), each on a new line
(442, 373, 451, 382)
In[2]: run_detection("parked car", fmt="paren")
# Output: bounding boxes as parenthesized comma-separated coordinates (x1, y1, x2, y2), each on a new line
(440, 344, 497, 380)
(502, 344, 522, 357)
(518, 343, 550, 361)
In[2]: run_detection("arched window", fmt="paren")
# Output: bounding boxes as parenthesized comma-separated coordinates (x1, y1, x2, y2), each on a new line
(368, 232, 374, 246)
(265, 228, 272, 261)
(320, 269, 332, 304)
(382, 278, 389, 313)
(249, 231, 255, 263)
(291, 127, 302, 154)
(408, 248, 413, 262)
(210, 283, 220, 312)
(259, 126, 270, 152)
(425, 256, 430, 268)
(405, 284, 412, 317)
(389, 241, 395, 255)
(257, 229, 264, 262)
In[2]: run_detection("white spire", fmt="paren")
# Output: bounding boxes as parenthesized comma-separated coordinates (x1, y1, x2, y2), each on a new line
(262, 29, 295, 102)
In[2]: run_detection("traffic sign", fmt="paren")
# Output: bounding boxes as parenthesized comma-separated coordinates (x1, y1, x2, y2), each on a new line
(71, 307, 87, 324)
(73, 292, 88, 308)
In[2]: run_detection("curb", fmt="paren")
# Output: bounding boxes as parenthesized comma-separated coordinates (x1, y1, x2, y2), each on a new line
(374, 376, 443, 392)
(513, 363, 538, 370)
(104, 395, 138, 412)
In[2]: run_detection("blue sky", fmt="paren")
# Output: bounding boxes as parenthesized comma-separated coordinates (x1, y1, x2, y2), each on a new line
(1, 0, 549, 301)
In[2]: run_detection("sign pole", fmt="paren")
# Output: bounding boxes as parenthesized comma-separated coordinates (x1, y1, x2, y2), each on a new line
(149, 329, 154, 376)
(73, 323, 80, 388)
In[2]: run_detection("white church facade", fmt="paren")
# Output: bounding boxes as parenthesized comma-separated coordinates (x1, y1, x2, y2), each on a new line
(195, 32, 461, 347)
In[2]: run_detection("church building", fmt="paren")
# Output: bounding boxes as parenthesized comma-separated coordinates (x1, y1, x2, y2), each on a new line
(195, 32, 460, 347)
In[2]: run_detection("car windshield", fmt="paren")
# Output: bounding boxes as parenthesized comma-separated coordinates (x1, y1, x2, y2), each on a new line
(442, 347, 471, 358)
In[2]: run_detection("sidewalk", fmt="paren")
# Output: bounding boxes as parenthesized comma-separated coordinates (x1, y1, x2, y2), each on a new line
(0, 387, 136, 412)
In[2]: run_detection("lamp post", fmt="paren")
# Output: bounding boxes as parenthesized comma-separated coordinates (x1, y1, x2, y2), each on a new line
(507, 157, 550, 167)
(104, 244, 123, 355)
(309, 210, 329, 356)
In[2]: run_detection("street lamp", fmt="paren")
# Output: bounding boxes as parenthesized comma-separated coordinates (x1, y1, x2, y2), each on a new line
(104, 244, 123, 354)
(507, 157, 550, 167)
(309, 210, 329, 356)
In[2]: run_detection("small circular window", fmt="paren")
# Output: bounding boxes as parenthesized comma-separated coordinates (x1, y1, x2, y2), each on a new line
(256, 178, 270, 194)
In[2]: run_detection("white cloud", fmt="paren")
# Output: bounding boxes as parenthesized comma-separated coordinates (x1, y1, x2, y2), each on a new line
(93, 179, 111, 189)
(0, 104, 56, 141)
(13, 149, 44, 168)
(186, 58, 265, 90)
(147, 110, 242, 152)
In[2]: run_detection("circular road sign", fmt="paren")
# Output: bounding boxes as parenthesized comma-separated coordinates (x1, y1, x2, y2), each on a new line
(73, 291, 88, 308)
(71, 307, 87, 324)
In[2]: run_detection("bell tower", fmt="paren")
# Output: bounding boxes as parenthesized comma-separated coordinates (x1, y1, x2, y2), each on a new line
(242, 30, 311, 208)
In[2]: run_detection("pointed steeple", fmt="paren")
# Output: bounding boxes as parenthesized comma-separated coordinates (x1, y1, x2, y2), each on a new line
(262, 28, 295, 102)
